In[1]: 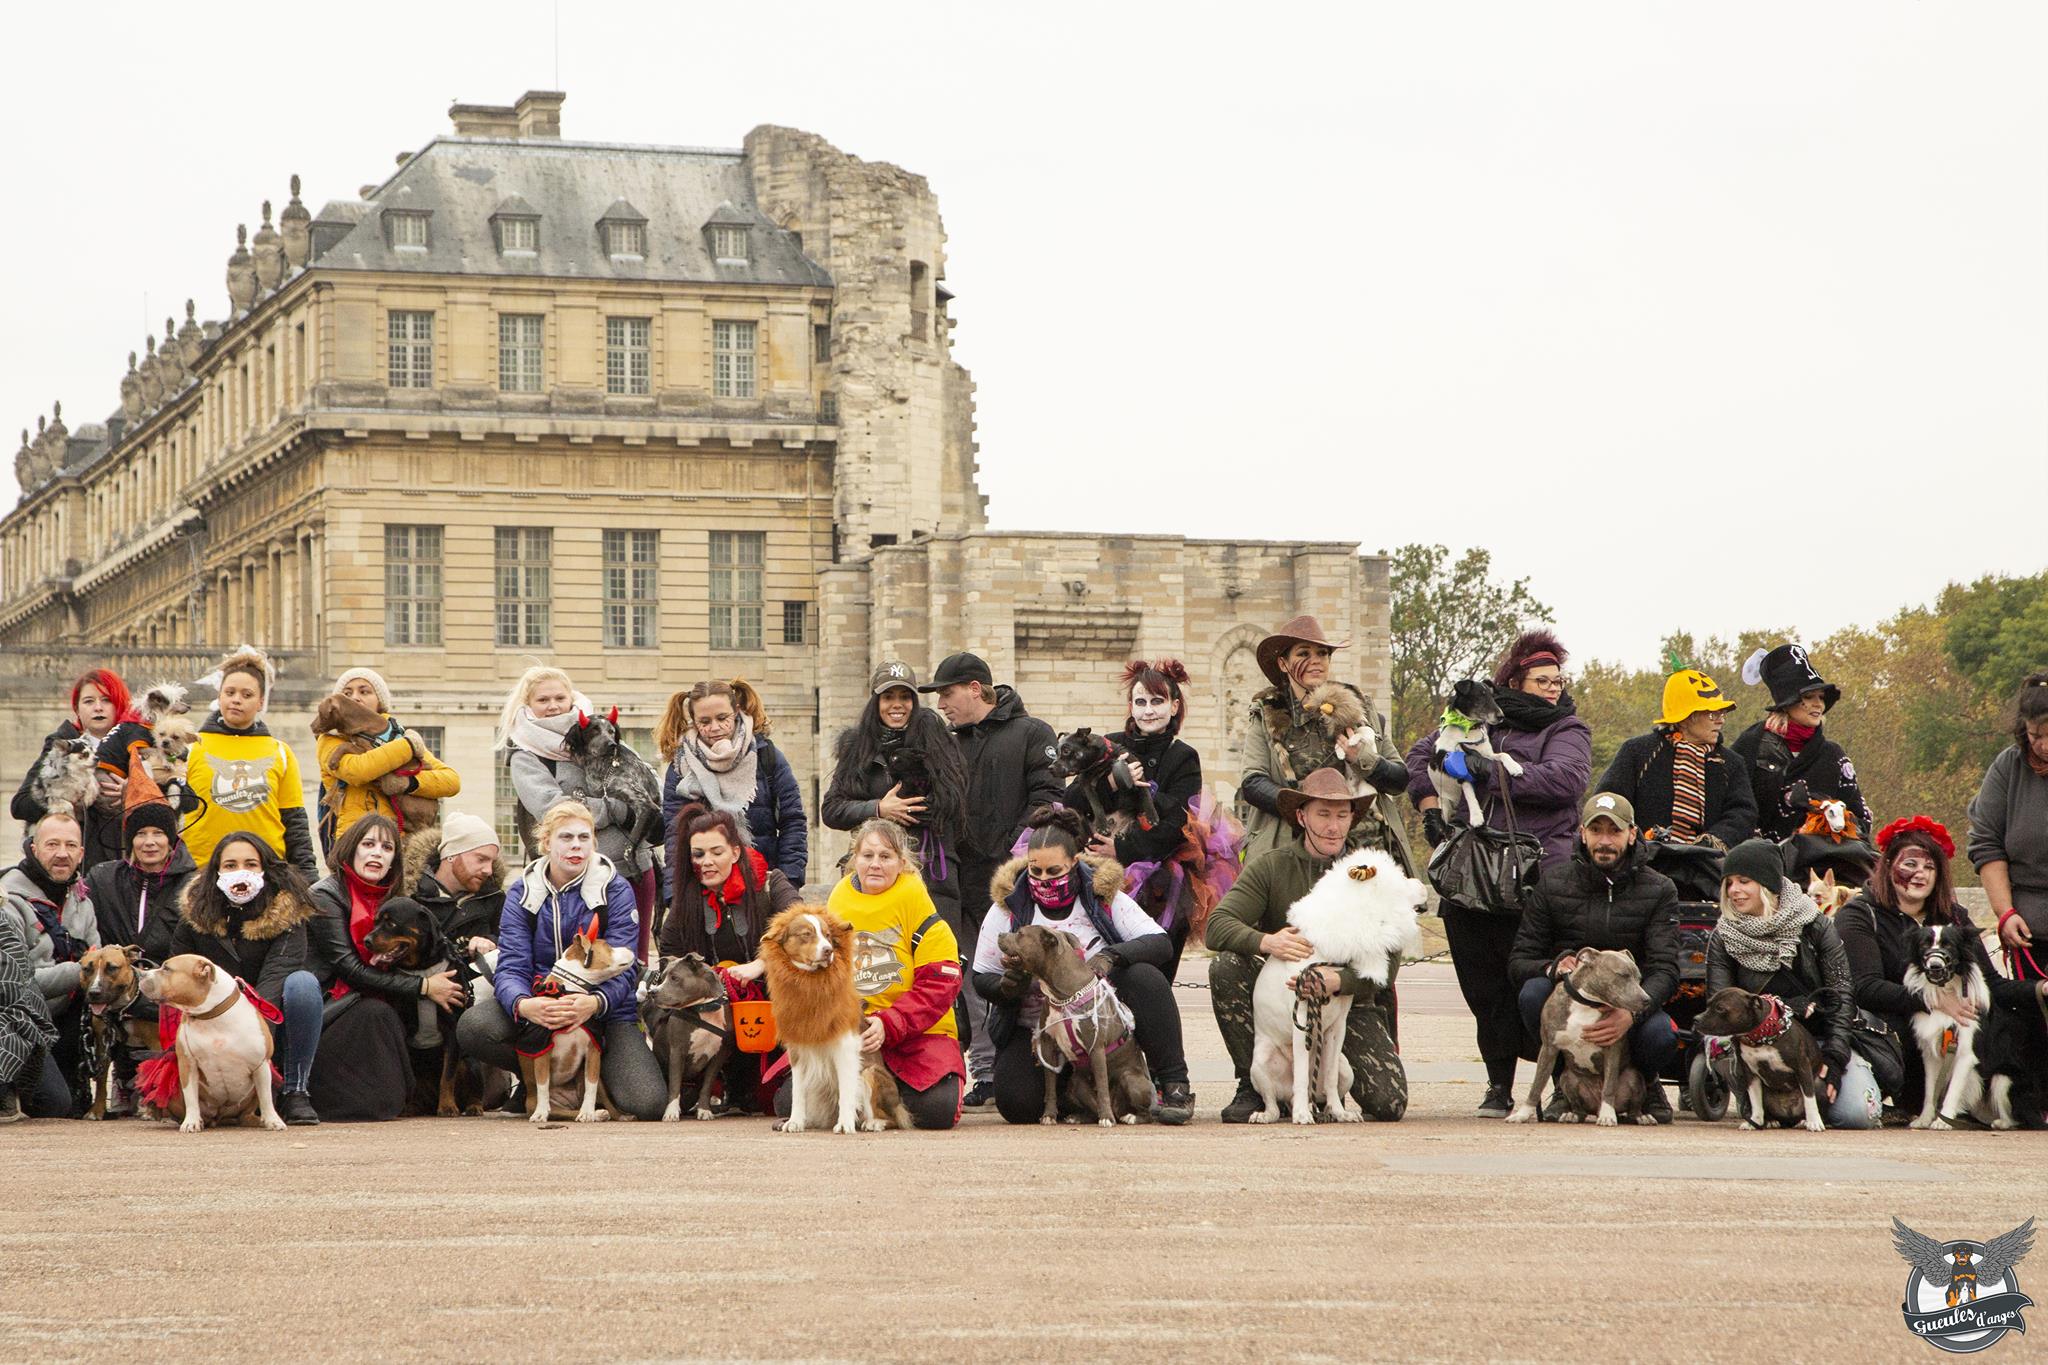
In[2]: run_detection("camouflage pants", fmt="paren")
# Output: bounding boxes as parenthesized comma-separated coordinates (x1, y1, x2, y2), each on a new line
(1208, 950, 1407, 1122)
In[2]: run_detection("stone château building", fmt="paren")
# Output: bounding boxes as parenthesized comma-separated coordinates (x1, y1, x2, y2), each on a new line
(0, 93, 1390, 868)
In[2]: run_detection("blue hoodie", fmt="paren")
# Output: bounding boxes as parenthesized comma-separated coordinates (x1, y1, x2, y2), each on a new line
(494, 854, 640, 1023)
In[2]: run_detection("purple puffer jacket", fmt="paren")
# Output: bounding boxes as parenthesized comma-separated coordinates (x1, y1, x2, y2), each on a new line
(1405, 713, 1593, 867)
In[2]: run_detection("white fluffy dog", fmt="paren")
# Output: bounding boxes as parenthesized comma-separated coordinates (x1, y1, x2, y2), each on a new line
(1250, 848, 1427, 1124)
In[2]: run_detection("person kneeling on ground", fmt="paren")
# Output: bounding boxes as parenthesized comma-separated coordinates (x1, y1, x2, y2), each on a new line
(769, 819, 964, 1129)
(971, 806, 1194, 1125)
(1507, 792, 1680, 1123)
(1707, 838, 1878, 1128)
(1207, 768, 1410, 1124)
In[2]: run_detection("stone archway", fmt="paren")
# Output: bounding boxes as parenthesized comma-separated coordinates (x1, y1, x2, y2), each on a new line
(1210, 622, 1267, 809)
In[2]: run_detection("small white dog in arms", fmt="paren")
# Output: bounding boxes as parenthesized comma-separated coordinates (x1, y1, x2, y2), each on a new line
(1249, 848, 1427, 1125)
(1428, 680, 1524, 828)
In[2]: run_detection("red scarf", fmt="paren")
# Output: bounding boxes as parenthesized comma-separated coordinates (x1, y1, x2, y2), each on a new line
(329, 866, 394, 999)
(702, 848, 771, 926)
(1782, 720, 1816, 755)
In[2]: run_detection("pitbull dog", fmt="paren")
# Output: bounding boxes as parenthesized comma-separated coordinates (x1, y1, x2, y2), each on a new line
(998, 924, 1154, 1127)
(1692, 986, 1826, 1132)
(136, 954, 285, 1133)
(77, 944, 156, 1119)
(1507, 948, 1655, 1127)
(645, 953, 736, 1122)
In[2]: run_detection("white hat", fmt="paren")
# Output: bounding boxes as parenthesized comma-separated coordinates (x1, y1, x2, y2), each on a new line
(439, 811, 500, 859)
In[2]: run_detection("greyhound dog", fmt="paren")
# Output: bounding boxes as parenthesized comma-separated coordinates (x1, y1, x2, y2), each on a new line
(998, 924, 1154, 1127)
(1428, 679, 1525, 828)
(1507, 948, 1655, 1126)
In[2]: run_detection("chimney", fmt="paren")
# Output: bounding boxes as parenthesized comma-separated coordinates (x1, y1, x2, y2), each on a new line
(448, 101, 519, 138)
(514, 90, 565, 139)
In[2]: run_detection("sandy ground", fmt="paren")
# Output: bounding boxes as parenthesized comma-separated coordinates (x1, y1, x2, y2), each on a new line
(3, 956, 2042, 1364)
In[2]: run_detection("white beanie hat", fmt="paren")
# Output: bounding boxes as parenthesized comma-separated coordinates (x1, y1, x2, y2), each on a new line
(333, 667, 395, 713)
(438, 811, 500, 859)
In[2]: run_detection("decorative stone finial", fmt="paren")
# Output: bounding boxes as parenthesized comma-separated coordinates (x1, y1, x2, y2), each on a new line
(138, 335, 165, 407)
(186, 298, 197, 323)
(252, 201, 286, 292)
(280, 173, 313, 269)
(226, 225, 258, 314)
(237, 223, 247, 248)
(291, 173, 301, 198)
(145, 334, 156, 356)
(158, 317, 187, 391)
(262, 200, 273, 226)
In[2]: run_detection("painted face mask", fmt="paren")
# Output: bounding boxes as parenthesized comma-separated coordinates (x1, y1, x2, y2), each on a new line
(216, 869, 265, 905)
(1028, 870, 1077, 911)
(1130, 690, 1175, 736)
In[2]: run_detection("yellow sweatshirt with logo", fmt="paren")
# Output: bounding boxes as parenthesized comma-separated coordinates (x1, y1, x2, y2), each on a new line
(181, 719, 309, 870)
(828, 871, 959, 1042)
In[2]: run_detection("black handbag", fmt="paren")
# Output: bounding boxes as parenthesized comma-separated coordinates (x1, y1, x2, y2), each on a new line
(1425, 765, 1544, 915)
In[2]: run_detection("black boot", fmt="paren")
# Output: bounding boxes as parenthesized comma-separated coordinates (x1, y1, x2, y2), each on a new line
(279, 1090, 321, 1126)
(1476, 1083, 1514, 1119)
(0, 1084, 20, 1125)
(1642, 1081, 1673, 1126)
(1219, 1078, 1262, 1124)
(1153, 1081, 1194, 1126)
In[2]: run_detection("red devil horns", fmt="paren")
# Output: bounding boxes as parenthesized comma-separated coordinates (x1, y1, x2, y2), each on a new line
(575, 709, 588, 728)
(607, 705, 619, 726)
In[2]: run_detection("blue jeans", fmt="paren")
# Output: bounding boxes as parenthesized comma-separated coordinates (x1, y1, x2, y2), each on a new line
(279, 970, 323, 1093)
(1518, 977, 1677, 1076)
(1824, 1054, 1882, 1129)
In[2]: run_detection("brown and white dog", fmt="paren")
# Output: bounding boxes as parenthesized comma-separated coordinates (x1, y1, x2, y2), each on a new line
(760, 906, 906, 1134)
(136, 954, 285, 1132)
(522, 926, 633, 1125)
(1805, 869, 1853, 917)
(77, 945, 156, 1119)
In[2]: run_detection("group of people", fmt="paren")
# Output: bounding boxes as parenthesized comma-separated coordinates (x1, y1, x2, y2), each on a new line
(2, 623, 2045, 1133)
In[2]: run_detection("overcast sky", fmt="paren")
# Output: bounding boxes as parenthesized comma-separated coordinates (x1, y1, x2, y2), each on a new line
(3, 3, 2042, 668)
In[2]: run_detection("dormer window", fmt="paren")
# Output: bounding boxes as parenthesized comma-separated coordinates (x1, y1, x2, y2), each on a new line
(386, 210, 431, 251)
(607, 221, 644, 257)
(499, 217, 537, 252)
(712, 225, 748, 263)
(597, 199, 649, 261)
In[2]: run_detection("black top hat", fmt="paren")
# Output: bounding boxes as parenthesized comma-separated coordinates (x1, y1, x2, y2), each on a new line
(1744, 644, 1839, 712)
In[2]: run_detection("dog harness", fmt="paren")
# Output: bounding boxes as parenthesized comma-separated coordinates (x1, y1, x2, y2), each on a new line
(1738, 995, 1789, 1046)
(1032, 971, 1135, 1073)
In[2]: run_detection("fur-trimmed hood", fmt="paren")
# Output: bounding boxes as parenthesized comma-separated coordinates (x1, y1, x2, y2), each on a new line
(178, 878, 315, 942)
(988, 851, 1125, 907)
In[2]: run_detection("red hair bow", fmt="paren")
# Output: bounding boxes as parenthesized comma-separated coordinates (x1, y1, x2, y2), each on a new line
(1876, 815, 1954, 859)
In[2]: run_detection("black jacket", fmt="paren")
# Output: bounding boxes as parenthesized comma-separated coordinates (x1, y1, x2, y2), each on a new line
(820, 727, 964, 915)
(951, 686, 1064, 863)
(1728, 720, 1871, 842)
(167, 880, 313, 1008)
(1835, 892, 2036, 1031)
(1706, 911, 1856, 1070)
(1508, 840, 1681, 1011)
(409, 866, 507, 948)
(83, 847, 195, 964)
(1596, 731, 1757, 849)
(1061, 729, 1203, 868)
(306, 874, 432, 1000)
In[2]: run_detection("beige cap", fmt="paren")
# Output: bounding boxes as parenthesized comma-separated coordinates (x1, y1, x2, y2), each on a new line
(438, 811, 500, 859)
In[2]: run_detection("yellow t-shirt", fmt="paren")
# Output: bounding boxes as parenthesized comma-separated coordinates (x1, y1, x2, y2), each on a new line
(827, 871, 959, 1042)
(181, 724, 306, 867)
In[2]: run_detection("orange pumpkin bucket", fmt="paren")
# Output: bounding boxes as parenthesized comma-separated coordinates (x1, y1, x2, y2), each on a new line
(732, 999, 779, 1054)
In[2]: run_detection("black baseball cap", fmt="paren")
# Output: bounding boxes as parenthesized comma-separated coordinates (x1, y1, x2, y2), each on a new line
(918, 652, 994, 692)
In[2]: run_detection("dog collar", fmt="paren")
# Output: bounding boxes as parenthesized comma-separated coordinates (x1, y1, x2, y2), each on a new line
(1558, 971, 1624, 1015)
(1740, 995, 1789, 1046)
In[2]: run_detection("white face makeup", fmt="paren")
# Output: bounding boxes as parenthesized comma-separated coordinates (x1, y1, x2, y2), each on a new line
(1130, 685, 1176, 735)
(352, 827, 396, 881)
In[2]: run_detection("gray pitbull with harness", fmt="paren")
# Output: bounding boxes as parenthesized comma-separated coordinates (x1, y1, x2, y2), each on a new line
(998, 924, 1154, 1127)
(1507, 947, 1655, 1127)
(645, 953, 735, 1122)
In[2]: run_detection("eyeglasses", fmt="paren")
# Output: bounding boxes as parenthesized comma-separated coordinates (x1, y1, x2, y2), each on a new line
(1525, 676, 1566, 691)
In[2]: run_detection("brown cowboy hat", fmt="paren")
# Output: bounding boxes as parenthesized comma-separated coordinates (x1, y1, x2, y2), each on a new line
(1276, 767, 1375, 825)
(1256, 615, 1350, 688)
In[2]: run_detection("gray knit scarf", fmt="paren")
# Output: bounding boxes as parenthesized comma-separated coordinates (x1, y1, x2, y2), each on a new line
(1715, 877, 1821, 972)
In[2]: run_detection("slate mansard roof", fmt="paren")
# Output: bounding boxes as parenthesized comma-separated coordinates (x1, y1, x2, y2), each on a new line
(308, 136, 831, 288)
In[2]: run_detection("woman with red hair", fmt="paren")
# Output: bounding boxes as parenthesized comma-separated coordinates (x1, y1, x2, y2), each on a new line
(1837, 815, 2048, 1118)
(10, 669, 138, 863)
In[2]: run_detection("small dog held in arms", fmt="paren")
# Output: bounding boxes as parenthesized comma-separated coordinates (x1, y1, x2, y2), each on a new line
(28, 735, 97, 819)
(999, 923, 1155, 1127)
(759, 906, 910, 1133)
(1691, 986, 1826, 1132)
(1428, 679, 1524, 828)
(1902, 921, 2043, 1130)
(1050, 728, 1160, 837)
(1508, 949, 1656, 1126)
(521, 924, 635, 1124)
(1249, 848, 1426, 1125)
(561, 708, 665, 868)
(136, 681, 198, 796)
(309, 693, 442, 836)
(1806, 868, 1854, 916)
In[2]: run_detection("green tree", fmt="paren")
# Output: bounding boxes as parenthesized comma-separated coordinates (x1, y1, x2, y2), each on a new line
(1388, 543, 1552, 745)
(1942, 571, 2048, 705)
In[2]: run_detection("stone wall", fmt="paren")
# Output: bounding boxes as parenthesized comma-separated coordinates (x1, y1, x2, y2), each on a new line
(812, 531, 1392, 871)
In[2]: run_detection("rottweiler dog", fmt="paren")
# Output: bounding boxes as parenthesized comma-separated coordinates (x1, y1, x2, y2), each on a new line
(363, 897, 481, 1116)
(1050, 728, 1159, 838)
